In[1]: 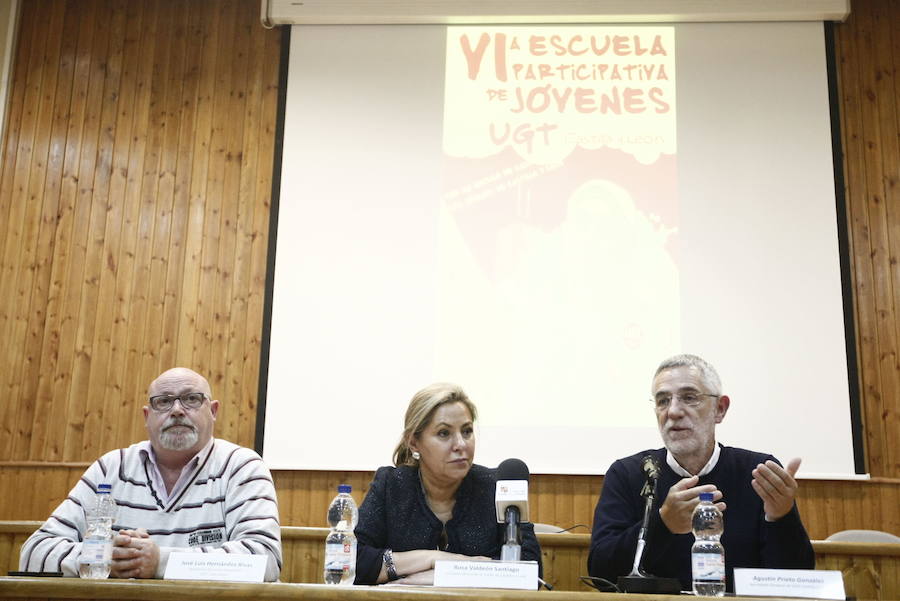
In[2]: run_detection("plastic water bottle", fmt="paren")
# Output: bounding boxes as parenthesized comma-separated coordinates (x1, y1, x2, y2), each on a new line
(324, 484, 359, 585)
(78, 483, 117, 579)
(691, 492, 725, 596)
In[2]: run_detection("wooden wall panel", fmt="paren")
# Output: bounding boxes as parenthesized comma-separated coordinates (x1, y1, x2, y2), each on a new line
(836, 0, 900, 477)
(0, 0, 280, 462)
(0, 467, 86, 520)
(1, 464, 897, 545)
(272, 471, 900, 540)
(0, 525, 33, 575)
(816, 542, 900, 601)
(2, 522, 899, 597)
(0, 0, 898, 558)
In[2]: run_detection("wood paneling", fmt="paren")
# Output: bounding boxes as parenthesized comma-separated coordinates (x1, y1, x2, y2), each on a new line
(2, 522, 900, 598)
(836, 0, 900, 477)
(281, 474, 900, 542)
(817, 541, 900, 601)
(0, 523, 597, 591)
(0, 0, 898, 564)
(271, 471, 899, 543)
(0, 523, 33, 576)
(0, 464, 897, 547)
(0, 0, 280, 461)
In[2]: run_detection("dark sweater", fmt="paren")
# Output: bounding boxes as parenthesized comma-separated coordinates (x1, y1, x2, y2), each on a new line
(354, 464, 542, 584)
(588, 445, 814, 591)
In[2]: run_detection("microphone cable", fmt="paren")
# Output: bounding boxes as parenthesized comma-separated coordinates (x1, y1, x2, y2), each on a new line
(555, 523, 590, 533)
(580, 575, 620, 593)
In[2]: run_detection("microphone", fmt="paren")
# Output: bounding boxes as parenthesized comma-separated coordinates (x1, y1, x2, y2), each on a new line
(640, 454, 660, 499)
(617, 454, 680, 594)
(495, 458, 530, 561)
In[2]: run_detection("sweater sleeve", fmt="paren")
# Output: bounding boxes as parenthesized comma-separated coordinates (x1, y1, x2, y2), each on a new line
(353, 467, 390, 584)
(155, 450, 283, 582)
(19, 457, 112, 576)
(762, 505, 815, 568)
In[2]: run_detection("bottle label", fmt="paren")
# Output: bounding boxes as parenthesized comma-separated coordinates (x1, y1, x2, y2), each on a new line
(691, 552, 724, 580)
(81, 538, 112, 562)
(324, 543, 351, 570)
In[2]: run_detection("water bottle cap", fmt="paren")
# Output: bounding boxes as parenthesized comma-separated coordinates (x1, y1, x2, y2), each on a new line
(699, 492, 714, 502)
(338, 484, 352, 494)
(98, 484, 112, 493)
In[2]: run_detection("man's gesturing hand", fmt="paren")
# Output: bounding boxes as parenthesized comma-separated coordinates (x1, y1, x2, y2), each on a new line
(751, 457, 801, 521)
(658, 476, 726, 534)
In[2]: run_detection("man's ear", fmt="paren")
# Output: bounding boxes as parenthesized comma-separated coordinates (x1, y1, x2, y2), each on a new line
(714, 395, 730, 423)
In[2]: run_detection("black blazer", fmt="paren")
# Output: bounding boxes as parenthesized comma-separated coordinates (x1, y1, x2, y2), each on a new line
(354, 464, 543, 584)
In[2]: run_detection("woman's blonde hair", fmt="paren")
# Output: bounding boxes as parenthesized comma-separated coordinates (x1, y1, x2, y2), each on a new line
(392, 383, 478, 467)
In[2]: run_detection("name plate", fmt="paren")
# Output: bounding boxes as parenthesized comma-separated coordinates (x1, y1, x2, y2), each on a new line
(734, 568, 845, 600)
(163, 552, 267, 582)
(433, 560, 538, 590)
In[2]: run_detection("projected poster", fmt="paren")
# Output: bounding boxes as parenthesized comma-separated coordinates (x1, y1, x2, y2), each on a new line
(267, 21, 854, 475)
(437, 27, 678, 429)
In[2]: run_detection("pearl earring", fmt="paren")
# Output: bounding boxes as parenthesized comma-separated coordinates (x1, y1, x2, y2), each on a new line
(412, 451, 421, 460)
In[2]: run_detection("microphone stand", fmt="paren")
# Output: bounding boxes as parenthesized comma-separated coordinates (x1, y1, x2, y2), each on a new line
(629, 483, 656, 576)
(500, 506, 521, 561)
(617, 475, 681, 594)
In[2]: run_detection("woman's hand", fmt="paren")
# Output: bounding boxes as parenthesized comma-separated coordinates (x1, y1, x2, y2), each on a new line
(380, 550, 492, 583)
(433, 551, 491, 564)
(394, 569, 435, 585)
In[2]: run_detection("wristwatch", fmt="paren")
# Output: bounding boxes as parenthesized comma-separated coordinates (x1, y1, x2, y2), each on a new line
(383, 548, 400, 581)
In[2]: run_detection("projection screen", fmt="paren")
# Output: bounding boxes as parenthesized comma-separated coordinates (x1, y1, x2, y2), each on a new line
(261, 21, 857, 477)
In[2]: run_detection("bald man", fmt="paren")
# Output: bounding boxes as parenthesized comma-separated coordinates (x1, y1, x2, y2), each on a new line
(20, 368, 282, 581)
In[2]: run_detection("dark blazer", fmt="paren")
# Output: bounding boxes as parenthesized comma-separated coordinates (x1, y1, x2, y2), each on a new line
(354, 464, 542, 584)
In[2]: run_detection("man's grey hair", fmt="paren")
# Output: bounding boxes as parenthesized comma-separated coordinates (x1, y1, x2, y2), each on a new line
(654, 354, 722, 395)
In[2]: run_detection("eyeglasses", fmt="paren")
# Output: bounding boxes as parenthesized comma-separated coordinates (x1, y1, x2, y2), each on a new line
(651, 391, 719, 410)
(148, 392, 208, 412)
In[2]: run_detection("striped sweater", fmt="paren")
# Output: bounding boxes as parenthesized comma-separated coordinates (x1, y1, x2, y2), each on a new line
(19, 438, 282, 581)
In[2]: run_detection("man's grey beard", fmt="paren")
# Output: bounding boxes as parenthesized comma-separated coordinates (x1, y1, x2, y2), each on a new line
(159, 419, 198, 451)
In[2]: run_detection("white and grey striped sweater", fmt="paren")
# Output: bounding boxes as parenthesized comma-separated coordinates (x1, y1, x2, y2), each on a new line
(19, 438, 282, 581)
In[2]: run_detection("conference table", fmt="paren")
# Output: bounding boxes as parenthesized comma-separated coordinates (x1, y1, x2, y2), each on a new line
(0, 576, 849, 601)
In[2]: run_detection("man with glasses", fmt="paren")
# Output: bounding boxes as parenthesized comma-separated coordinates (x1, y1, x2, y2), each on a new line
(588, 354, 814, 591)
(20, 368, 282, 581)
